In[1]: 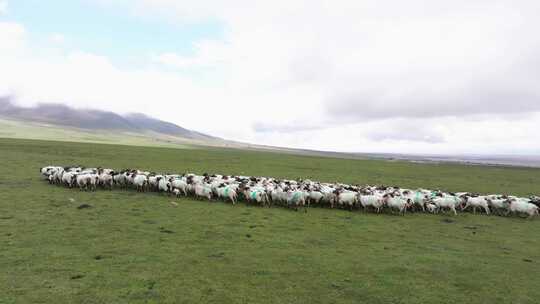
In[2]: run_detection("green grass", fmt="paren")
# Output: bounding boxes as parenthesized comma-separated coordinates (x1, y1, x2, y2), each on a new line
(1, 137, 540, 303)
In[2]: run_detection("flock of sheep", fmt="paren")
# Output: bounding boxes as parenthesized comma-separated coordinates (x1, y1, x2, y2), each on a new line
(40, 165, 540, 218)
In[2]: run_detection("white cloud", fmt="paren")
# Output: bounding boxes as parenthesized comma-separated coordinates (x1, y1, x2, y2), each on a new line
(0, 22, 26, 52)
(49, 33, 66, 44)
(132, 0, 540, 119)
(2, 1, 540, 155)
(152, 40, 230, 69)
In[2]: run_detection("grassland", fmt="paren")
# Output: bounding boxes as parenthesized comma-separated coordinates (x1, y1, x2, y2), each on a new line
(1, 137, 540, 304)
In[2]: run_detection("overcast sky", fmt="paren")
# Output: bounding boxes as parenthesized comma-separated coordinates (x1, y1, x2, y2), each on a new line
(1, 0, 539, 155)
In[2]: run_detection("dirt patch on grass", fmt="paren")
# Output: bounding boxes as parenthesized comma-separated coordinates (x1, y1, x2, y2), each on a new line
(207, 252, 225, 258)
(159, 227, 174, 234)
(70, 274, 84, 280)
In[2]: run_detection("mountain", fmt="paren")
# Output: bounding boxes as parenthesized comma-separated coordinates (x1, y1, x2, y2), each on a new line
(0, 97, 216, 141)
(123, 113, 214, 140)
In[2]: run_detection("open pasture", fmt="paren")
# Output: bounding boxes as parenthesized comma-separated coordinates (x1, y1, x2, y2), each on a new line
(1, 138, 540, 303)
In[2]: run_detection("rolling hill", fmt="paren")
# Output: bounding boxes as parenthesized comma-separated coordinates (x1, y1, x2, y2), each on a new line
(0, 97, 216, 141)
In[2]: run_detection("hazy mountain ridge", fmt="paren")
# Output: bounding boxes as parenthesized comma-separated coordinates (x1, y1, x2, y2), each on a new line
(0, 98, 216, 140)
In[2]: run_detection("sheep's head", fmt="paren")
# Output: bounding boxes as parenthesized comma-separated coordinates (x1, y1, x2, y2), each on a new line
(406, 198, 413, 208)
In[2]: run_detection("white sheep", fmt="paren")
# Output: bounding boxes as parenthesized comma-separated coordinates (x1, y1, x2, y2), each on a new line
(61, 172, 77, 188)
(335, 191, 357, 210)
(133, 174, 148, 192)
(426, 203, 438, 213)
(171, 179, 188, 196)
(307, 191, 324, 206)
(384, 195, 412, 215)
(431, 196, 461, 215)
(194, 183, 213, 200)
(286, 190, 306, 210)
(462, 196, 490, 215)
(358, 194, 385, 213)
(216, 186, 237, 204)
(77, 173, 98, 191)
(507, 198, 539, 218)
(244, 189, 268, 206)
(158, 177, 171, 193)
(487, 198, 509, 215)
(98, 173, 113, 189)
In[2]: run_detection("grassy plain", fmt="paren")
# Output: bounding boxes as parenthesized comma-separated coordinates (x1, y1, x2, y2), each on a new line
(1, 138, 539, 303)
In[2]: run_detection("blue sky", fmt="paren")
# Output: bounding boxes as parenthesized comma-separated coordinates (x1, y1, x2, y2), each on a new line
(3, 0, 224, 66)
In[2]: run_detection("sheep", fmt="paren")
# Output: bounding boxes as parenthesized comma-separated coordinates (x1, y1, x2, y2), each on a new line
(426, 203, 438, 213)
(358, 194, 385, 213)
(335, 191, 357, 211)
(80, 168, 97, 175)
(43, 167, 56, 183)
(133, 174, 148, 192)
(269, 188, 287, 205)
(76, 173, 98, 191)
(216, 186, 237, 204)
(40, 164, 539, 219)
(157, 177, 171, 193)
(307, 191, 324, 207)
(194, 183, 213, 200)
(51, 168, 65, 185)
(462, 196, 490, 215)
(431, 195, 461, 215)
(507, 198, 539, 218)
(487, 197, 509, 215)
(40, 166, 57, 179)
(98, 173, 113, 190)
(113, 172, 127, 188)
(171, 178, 188, 196)
(286, 190, 306, 211)
(320, 192, 337, 208)
(405, 190, 430, 212)
(76, 174, 88, 190)
(529, 196, 540, 208)
(61, 172, 78, 188)
(384, 194, 412, 215)
(244, 188, 268, 206)
(148, 175, 162, 191)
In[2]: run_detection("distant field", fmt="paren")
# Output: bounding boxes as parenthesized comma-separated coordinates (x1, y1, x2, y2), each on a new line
(1, 137, 540, 303)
